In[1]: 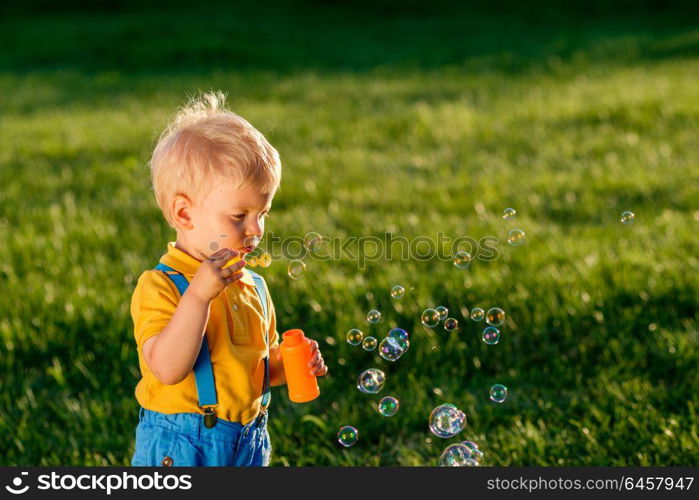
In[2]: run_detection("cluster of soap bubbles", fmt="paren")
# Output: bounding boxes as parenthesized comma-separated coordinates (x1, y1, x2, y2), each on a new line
(341, 283, 414, 446)
(336, 226, 521, 459)
(502, 207, 525, 247)
(340, 368, 389, 447)
(430, 405, 489, 467)
(465, 306, 507, 344)
(331, 203, 635, 461)
(247, 252, 272, 268)
(419, 305, 460, 332)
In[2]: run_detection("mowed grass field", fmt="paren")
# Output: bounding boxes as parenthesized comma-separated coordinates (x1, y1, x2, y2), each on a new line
(0, 1, 697, 466)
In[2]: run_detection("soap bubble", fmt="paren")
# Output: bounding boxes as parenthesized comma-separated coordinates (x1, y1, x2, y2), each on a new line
(502, 208, 517, 220)
(357, 368, 386, 394)
(421, 309, 440, 328)
(470, 308, 484, 321)
(390, 285, 405, 299)
(378, 337, 405, 361)
(378, 396, 400, 417)
(461, 441, 484, 464)
(247, 256, 258, 267)
(486, 307, 505, 327)
(453, 250, 472, 269)
(444, 318, 459, 331)
(482, 326, 500, 345)
(388, 328, 410, 351)
(461, 440, 479, 451)
(367, 309, 382, 324)
(507, 228, 526, 246)
(439, 444, 476, 467)
(337, 426, 358, 447)
(362, 336, 377, 351)
(304, 232, 324, 252)
(346, 328, 364, 346)
(388, 327, 409, 342)
(287, 260, 306, 279)
(258, 252, 272, 268)
(435, 306, 449, 321)
(490, 384, 508, 403)
(429, 404, 466, 438)
(621, 211, 635, 224)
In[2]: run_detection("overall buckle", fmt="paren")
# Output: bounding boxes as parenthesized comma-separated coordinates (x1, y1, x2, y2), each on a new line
(256, 406, 268, 426)
(203, 406, 217, 428)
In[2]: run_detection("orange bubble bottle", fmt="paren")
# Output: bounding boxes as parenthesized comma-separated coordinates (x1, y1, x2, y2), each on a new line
(280, 329, 320, 403)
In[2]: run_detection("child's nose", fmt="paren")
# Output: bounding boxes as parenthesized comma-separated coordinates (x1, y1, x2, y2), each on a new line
(247, 220, 263, 236)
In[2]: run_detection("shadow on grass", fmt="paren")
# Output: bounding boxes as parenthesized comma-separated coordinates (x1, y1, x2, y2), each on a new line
(1, 0, 698, 76)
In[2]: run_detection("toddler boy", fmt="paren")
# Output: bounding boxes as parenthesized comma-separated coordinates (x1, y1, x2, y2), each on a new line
(129, 91, 327, 466)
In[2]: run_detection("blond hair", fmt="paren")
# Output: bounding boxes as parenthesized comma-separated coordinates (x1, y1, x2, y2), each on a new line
(149, 91, 281, 229)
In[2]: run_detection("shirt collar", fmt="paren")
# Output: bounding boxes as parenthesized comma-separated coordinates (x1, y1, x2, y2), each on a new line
(160, 241, 256, 287)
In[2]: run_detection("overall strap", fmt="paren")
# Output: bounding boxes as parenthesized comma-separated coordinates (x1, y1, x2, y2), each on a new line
(153, 263, 217, 410)
(248, 270, 271, 408)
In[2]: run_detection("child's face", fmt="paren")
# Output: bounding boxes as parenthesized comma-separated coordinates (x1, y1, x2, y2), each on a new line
(176, 181, 275, 261)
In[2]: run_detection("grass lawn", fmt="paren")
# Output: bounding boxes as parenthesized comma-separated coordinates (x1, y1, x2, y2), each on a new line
(0, 0, 697, 465)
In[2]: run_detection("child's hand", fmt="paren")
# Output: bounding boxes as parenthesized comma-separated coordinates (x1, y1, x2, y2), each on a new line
(307, 339, 328, 377)
(188, 248, 245, 303)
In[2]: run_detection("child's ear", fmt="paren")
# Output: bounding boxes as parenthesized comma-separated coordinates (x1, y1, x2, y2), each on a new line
(172, 194, 194, 230)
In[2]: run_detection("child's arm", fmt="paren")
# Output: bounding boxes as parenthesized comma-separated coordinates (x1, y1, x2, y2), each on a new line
(142, 290, 211, 385)
(143, 248, 245, 385)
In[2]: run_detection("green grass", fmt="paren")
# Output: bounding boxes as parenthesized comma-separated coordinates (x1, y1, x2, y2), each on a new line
(0, 0, 697, 466)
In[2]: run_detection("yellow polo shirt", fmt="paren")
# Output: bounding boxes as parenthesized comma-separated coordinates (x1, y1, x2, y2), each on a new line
(130, 241, 278, 425)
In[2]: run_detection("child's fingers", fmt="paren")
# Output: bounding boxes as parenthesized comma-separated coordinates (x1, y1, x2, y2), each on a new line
(307, 350, 322, 367)
(222, 259, 246, 274)
(216, 250, 241, 268)
(207, 247, 232, 258)
(308, 339, 319, 353)
(311, 364, 328, 376)
(224, 272, 244, 284)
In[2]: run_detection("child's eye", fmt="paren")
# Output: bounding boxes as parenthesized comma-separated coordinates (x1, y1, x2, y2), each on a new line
(232, 214, 246, 220)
